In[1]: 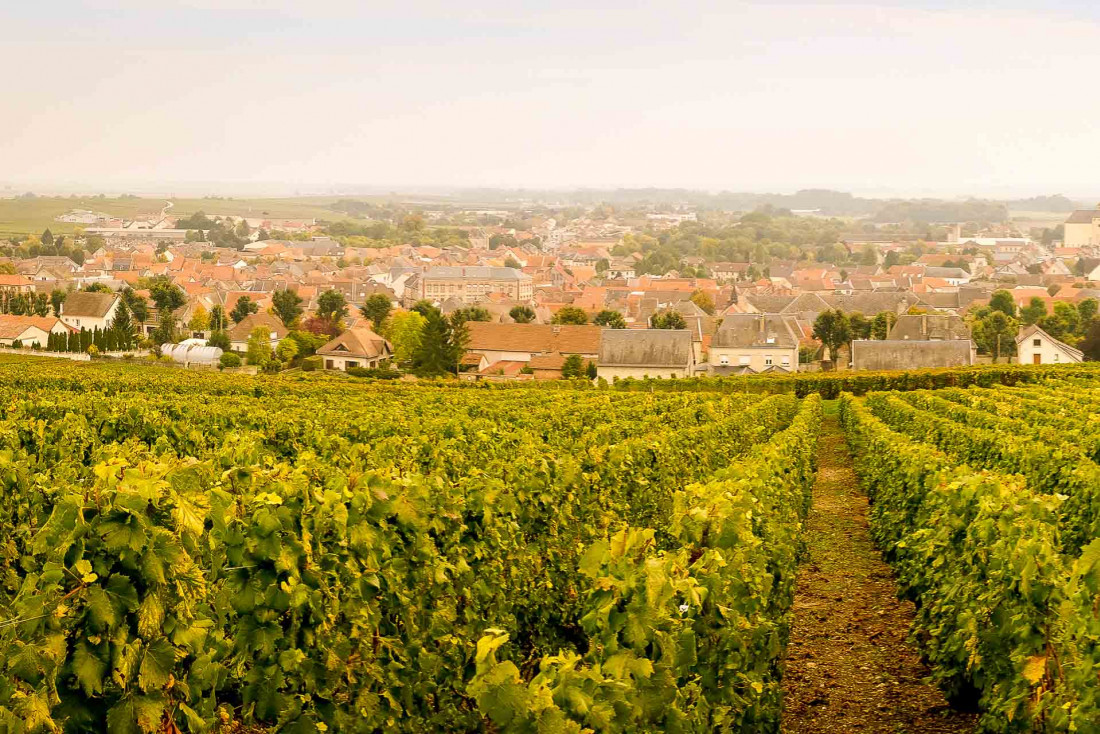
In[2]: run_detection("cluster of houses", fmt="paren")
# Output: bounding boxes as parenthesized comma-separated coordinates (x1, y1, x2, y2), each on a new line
(3, 202, 1099, 376)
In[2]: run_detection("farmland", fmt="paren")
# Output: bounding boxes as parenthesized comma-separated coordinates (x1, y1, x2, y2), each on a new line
(0, 360, 821, 732)
(6, 358, 1100, 732)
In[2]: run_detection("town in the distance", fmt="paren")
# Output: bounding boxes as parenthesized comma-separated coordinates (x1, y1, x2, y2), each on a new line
(0, 189, 1091, 378)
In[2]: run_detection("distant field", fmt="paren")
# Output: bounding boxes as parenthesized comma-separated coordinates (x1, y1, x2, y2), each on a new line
(0, 195, 375, 237)
(0, 196, 165, 237)
(1009, 209, 1070, 230)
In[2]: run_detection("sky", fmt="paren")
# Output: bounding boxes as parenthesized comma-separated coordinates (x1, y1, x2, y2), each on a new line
(2, 0, 1099, 197)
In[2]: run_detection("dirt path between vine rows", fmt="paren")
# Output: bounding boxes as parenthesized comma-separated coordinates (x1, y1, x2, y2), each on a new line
(781, 416, 977, 733)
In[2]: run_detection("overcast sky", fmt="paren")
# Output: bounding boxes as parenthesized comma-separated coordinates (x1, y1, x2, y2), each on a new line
(2, 1, 1098, 197)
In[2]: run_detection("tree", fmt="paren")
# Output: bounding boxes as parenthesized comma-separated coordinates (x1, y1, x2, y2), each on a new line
(870, 311, 896, 340)
(989, 290, 1017, 318)
(689, 289, 716, 315)
(651, 310, 687, 330)
(509, 305, 536, 324)
(848, 312, 872, 340)
(84, 283, 112, 294)
(50, 290, 66, 317)
(246, 326, 273, 366)
(219, 352, 241, 369)
(1020, 297, 1047, 326)
(207, 330, 231, 351)
(450, 306, 492, 324)
(150, 280, 186, 315)
(272, 289, 304, 328)
(813, 309, 851, 367)
(230, 296, 258, 324)
(884, 251, 900, 268)
(121, 289, 149, 332)
(586, 360, 598, 379)
(551, 306, 589, 325)
(561, 354, 584, 378)
(359, 293, 392, 330)
(412, 309, 465, 376)
(209, 304, 228, 331)
(1079, 298, 1099, 327)
(188, 305, 210, 335)
(971, 310, 1018, 363)
(593, 309, 627, 329)
(41, 228, 53, 246)
(383, 310, 426, 365)
(110, 301, 136, 349)
(1081, 320, 1100, 361)
(275, 338, 299, 363)
(316, 289, 348, 325)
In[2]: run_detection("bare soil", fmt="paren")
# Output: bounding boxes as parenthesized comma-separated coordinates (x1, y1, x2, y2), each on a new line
(781, 417, 978, 733)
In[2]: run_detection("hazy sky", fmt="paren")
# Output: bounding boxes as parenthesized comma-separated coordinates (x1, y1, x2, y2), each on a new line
(2, 1, 1099, 196)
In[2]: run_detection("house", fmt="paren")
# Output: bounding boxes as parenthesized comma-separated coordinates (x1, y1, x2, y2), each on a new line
(317, 327, 393, 370)
(59, 292, 121, 332)
(0, 315, 72, 348)
(226, 313, 288, 353)
(1063, 207, 1100, 248)
(0, 274, 35, 295)
(597, 329, 696, 380)
(1016, 324, 1083, 365)
(419, 266, 534, 303)
(850, 339, 975, 371)
(708, 314, 799, 373)
(464, 323, 601, 367)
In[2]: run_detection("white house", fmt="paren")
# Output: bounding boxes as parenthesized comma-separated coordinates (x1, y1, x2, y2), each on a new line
(317, 326, 393, 370)
(0, 315, 72, 348)
(1016, 324, 1083, 365)
(597, 329, 696, 380)
(59, 292, 121, 332)
(708, 314, 799, 374)
(227, 313, 288, 353)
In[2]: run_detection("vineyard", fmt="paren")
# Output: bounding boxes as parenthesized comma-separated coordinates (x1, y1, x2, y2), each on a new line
(6, 358, 1100, 732)
(0, 360, 822, 732)
(842, 379, 1100, 731)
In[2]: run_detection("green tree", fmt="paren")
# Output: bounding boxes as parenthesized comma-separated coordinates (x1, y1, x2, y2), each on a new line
(509, 305, 536, 324)
(651, 310, 687, 329)
(359, 293, 393, 330)
(812, 309, 851, 367)
(272, 289, 304, 328)
(209, 304, 227, 331)
(41, 228, 53, 246)
(121, 289, 149, 332)
(883, 250, 900, 268)
(246, 326, 273, 365)
(593, 309, 627, 329)
(230, 296, 258, 324)
(83, 283, 112, 294)
(989, 290, 1017, 317)
(585, 360, 598, 379)
(1020, 297, 1047, 326)
(848, 312, 872, 340)
(383, 310, 427, 365)
(972, 310, 1018, 362)
(561, 354, 584, 378)
(49, 289, 66, 317)
(551, 306, 589, 325)
(188, 305, 210, 335)
(1078, 298, 1098, 328)
(1081, 320, 1100, 361)
(412, 309, 465, 376)
(317, 289, 348, 325)
(207, 330, 231, 351)
(870, 311, 896, 340)
(451, 306, 492, 323)
(110, 301, 136, 349)
(275, 338, 299, 363)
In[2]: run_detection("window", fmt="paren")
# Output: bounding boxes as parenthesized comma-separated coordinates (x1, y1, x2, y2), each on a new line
(765, 356, 773, 366)
(1054, 353, 1060, 362)
(719, 355, 729, 365)
(739, 355, 750, 365)
(781, 356, 791, 367)
(1033, 338, 1042, 347)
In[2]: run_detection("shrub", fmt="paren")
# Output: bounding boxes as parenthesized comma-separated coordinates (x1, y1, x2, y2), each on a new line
(301, 355, 322, 372)
(219, 352, 241, 369)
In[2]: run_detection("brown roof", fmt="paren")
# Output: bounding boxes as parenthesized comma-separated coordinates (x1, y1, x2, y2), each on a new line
(62, 292, 118, 318)
(527, 351, 568, 370)
(227, 312, 288, 342)
(317, 327, 393, 360)
(0, 315, 66, 339)
(1066, 209, 1100, 224)
(466, 322, 601, 355)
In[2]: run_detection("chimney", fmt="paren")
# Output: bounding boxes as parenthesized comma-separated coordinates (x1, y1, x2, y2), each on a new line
(921, 314, 927, 338)
(758, 315, 765, 334)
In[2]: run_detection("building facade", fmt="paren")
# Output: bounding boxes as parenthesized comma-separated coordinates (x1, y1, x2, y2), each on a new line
(419, 267, 533, 303)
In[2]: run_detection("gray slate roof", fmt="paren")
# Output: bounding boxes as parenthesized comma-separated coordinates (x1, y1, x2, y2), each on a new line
(598, 329, 693, 368)
(423, 266, 529, 280)
(712, 314, 799, 349)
